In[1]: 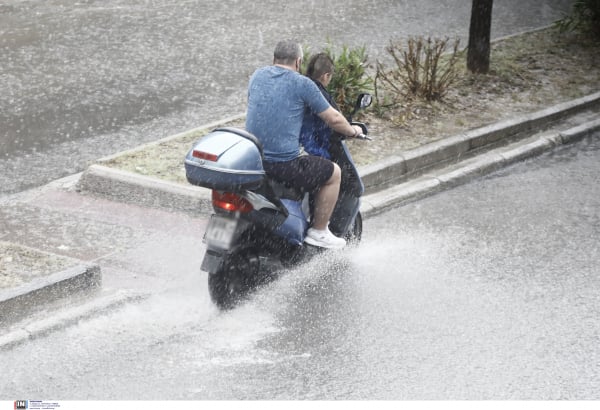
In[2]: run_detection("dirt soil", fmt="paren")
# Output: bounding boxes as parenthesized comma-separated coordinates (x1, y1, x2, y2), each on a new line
(102, 26, 600, 181)
(0, 241, 78, 290)
(351, 27, 600, 165)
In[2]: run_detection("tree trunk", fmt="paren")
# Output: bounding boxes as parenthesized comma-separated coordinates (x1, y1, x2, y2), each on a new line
(467, 0, 494, 74)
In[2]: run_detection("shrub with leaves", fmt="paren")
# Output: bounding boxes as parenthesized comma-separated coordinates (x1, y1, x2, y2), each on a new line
(555, 0, 600, 38)
(375, 36, 460, 104)
(303, 44, 373, 115)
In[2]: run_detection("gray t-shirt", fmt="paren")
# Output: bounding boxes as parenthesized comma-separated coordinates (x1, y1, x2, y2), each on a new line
(246, 66, 330, 162)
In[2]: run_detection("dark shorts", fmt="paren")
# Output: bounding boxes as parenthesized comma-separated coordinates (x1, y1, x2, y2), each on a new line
(263, 155, 334, 193)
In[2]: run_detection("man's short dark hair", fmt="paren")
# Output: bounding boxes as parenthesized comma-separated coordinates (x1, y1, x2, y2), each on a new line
(273, 40, 303, 65)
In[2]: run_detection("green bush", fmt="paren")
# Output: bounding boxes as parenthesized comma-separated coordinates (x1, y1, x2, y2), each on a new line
(375, 36, 460, 103)
(555, 0, 600, 38)
(303, 45, 373, 115)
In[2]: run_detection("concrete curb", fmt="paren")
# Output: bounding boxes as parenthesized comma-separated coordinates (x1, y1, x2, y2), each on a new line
(358, 91, 600, 191)
(75, 91, 600, 216)
(0, 263, 102, 326)
(77, 164, 212, 214)
(361, 117, 600, 217)
(76, 114, 247, 212)
(0, 290, 148, 351)
(559, 117, 600, 144)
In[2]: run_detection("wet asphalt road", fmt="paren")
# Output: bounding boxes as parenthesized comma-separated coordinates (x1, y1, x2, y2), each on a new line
(1, 133, 598, 400)
(0, 0, 573, 194)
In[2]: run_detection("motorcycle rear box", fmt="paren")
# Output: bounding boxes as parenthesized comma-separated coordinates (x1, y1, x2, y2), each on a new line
(185, 127, 265, 191)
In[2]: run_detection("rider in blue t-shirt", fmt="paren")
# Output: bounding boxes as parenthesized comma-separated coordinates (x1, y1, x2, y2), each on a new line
(246, 40, 363, 249)
(247, 65, 329, 162)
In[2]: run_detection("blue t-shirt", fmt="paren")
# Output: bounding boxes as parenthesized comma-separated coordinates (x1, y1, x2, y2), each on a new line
(246, 66, 331, 162)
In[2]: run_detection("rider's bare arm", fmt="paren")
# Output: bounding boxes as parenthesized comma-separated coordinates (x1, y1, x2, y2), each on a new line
(318, 107, 362, 138)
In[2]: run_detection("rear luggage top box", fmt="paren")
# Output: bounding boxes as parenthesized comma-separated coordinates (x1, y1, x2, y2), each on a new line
(185, 127, 265, 191)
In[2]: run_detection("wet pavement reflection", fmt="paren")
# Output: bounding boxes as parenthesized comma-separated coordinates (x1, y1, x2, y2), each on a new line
(1, 134, 598, 399)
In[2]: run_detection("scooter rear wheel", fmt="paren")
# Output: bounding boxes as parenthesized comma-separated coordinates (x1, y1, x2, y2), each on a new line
(208, 249, 260, 309)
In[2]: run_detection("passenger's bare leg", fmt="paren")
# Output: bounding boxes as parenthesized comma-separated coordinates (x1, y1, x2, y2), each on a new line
(312, 163, 341, 231)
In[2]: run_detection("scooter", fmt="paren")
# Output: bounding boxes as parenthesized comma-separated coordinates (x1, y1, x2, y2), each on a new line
(185, 93, 372, 309)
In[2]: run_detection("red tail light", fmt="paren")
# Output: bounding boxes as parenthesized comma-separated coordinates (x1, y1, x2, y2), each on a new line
(212, 191, 253, 213)
(192, 150, 218, 162)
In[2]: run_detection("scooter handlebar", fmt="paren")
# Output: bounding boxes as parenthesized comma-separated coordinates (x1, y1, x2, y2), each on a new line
(349, 121, 371, 140)
(355, 133, 372, 141)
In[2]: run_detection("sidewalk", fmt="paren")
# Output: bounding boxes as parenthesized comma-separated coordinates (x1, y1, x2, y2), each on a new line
(1, 92, 599, 348)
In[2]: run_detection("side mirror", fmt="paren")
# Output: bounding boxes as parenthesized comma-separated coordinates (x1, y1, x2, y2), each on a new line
(348, 93, 372, 119)
(356, 93, 372, 110)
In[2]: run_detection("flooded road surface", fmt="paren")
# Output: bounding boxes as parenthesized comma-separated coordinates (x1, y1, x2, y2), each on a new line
(0, 0, 573, 194)
(1, 134, 598, 399)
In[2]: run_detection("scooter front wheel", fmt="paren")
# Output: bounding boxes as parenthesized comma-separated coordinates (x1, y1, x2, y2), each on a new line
(344, 211, 363, 244)
(208, 248, 260, 309)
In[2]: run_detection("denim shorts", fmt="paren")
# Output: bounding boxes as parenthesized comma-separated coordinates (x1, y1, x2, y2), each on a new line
(263, 155, 334, 193)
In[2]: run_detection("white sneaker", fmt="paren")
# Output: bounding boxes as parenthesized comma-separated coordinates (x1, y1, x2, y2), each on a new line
(304, 227, 346, 249)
